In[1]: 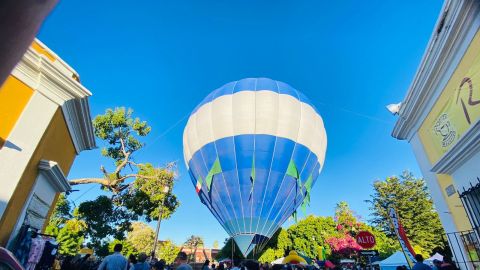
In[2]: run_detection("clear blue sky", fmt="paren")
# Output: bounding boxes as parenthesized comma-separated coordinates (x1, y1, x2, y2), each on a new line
(37, 1, 442, 248)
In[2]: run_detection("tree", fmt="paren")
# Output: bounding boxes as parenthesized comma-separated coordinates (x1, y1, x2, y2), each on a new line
(216, 238, 244, 260)
(126, 222, 155, 256)
(287, 216, 336, 259)
(108, 239, 136, 257)
(157, 240, 180, 264)
(63, 108, 179, 252)
(325, 202, 362, 259)
(258, 229, 291, 263)
(56, 219, 87, 255)
(213, 240, 219, 249)
(366, 171, 445, 255)
(184, 235, 204, 262)
(45, 194, 86, 256)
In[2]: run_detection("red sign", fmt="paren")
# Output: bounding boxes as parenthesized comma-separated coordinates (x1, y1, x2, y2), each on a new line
(356, 231, 376, 249)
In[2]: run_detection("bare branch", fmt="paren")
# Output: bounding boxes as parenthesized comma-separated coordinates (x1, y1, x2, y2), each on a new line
(69, 178, 110, 186)
(100, 165, 109, 178)
(114, 151, 130, 178)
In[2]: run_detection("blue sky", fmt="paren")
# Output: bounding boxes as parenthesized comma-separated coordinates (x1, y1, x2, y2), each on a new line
(37, 1, 442, 248)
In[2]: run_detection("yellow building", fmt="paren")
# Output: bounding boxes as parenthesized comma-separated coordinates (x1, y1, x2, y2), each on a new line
(0, 39, 95, 246)
(393, 1, 480, 269)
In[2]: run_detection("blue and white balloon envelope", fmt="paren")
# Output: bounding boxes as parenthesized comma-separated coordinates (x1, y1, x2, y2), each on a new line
(183, 78, 327, 256)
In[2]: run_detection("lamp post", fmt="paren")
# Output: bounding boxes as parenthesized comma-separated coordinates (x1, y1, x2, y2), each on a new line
(152, 185, 169, 259)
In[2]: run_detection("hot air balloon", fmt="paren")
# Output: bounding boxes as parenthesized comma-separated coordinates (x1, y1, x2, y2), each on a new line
(183, 78, 327, 257)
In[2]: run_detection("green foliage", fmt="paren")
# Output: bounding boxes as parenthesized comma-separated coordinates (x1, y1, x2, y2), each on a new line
(45, 194, 72, 235)
(93, 107, 150, 163)
(77, 195, 134, 251)
(213, 240, 219, 249)
(157, 240, 180, 264)
(121, 163, 179, 221)
(287, 216, 336, 259)
(126, 222, 155, 256)
(56, 219, 87, 255)
(184, 235, 205, 262)
(45, 194, 86, 256)
(71, 108, 179, 253)
(216, 238, 244, 260)
(108, 239, 136, 257)
(366, 171, 445, 255)
(226, 202, 400, 264)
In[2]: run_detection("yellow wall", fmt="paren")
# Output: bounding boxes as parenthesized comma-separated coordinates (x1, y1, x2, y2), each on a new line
(417, 29, 480, 234)
(419, 30, 480, 164)
(31, 41, 56, 62)
(437, 174, 472, 232)
(0, 76, 34, 148)
(0, 108, 77, 245)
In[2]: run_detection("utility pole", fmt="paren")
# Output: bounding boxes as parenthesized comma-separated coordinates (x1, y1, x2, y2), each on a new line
(151, 185, 170, 260)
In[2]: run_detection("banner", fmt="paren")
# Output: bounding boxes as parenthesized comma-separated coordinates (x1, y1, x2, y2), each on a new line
(388, 208, 416, 269)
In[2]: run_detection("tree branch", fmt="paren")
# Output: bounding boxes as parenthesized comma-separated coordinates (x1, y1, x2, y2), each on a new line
(69, 178, 111, 186)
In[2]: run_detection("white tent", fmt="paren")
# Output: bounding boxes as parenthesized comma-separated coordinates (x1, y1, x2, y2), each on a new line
(378, 251, 409, 270)
(425, 253, 444, 265)
(272, 257, 285, 265)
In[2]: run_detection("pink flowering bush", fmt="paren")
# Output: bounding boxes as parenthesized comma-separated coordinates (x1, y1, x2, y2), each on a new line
(326, 234, 362, 256)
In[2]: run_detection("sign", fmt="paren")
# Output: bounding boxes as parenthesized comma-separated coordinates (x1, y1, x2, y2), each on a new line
(359, 250, 379, 257)
(356, 231, 376, 249)
(419, 31, 480, 163)
(388, 208, 416, 268)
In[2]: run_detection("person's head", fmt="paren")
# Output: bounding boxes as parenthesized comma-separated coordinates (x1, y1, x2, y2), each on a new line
(414, 254, 424, 263)
(138, 253, 148, 263)
(113, 244, 123, 253)
(153, 261, 165, 270)
(443, 257, 453, 264)
(175, 251, 188, 265)
(433, 260, 442, 267)
(396, 267, 403, 270)
(212, 264, 216, 269)
(129, 254, 137, 264)
(204, 260, 211, 266)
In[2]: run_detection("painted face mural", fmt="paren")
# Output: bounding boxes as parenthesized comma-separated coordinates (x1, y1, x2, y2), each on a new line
(183, 78, 327, 256)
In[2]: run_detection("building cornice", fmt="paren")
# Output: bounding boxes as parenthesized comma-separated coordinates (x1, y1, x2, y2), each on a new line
(431, 119, 480, 174)
(38, 160, 71, 192)
(392, 0, 479, 140)
(10, 39, 96, 153)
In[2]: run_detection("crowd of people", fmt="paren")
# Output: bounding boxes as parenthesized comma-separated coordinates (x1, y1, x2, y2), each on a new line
(87, 246, 461, 270)
(395, 254, 458, 270)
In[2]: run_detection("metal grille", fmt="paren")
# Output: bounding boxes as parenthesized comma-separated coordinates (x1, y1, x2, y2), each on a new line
(446, 230, 480, 269)
(454, 179, 480, 269)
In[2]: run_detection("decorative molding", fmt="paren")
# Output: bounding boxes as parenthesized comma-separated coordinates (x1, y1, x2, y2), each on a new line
(431, 119, 480, 174)
(38, 160, 71, 192)
(10, 39, 96, 153)
(392, 0, 479, 140)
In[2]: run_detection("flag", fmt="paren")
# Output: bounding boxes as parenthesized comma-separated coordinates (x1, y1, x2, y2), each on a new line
(205, 157, 222, 191)
(195, 176, 203, 193)
(292, 210, 298, 222)
(389, 208, 416, 269)
(286, 159, 299, 179)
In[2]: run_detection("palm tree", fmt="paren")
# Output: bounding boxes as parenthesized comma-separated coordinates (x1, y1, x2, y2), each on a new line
(184, 235, 204, 262)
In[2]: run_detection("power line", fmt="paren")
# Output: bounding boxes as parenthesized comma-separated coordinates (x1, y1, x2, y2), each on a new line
(145, 113, 190, 149)
(316, 101, 392, 124)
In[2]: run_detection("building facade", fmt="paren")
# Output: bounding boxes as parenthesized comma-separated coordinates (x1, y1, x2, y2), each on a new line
(180, 247, 220, 262)
(0, 39, 95, 246)
(392, 0, 480, 269)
